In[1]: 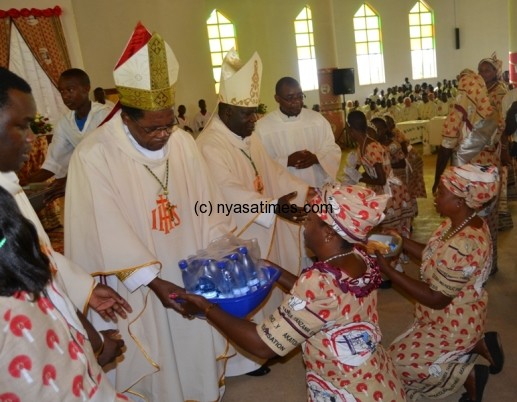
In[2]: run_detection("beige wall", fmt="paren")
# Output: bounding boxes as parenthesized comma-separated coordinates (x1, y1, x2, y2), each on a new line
(1, 0, 509, 113)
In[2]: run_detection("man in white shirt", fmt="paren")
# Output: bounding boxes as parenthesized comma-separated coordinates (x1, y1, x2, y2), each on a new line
(177, 104, 193, 133)
(94, 86, 116, 108)
(23, 69, 112, 206)
(192, 98, 211, 135)
(255, 76, 341, 188)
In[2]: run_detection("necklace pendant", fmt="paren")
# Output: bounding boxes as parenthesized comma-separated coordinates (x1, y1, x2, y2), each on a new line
(167, 201, 180, 225)
(254, 175, 264, 195)
(164, 190, 169, 196)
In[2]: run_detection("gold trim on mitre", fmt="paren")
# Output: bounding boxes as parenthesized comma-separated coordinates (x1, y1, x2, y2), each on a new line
(116, 85, 176, 111)
(114, 32, 179, 111)
(218, 50, 262, 107)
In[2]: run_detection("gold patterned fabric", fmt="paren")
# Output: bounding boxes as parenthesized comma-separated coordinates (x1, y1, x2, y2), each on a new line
(0, 17, 11, 67)
(114, 24, 179, 111)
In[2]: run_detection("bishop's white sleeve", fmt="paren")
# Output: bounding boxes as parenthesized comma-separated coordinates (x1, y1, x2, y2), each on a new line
(123, 264, 160, 292)
(255, 198, 278, 228)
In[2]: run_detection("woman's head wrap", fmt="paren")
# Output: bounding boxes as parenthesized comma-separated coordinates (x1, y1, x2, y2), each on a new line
(310, 183, 389, 243)
(478, 52, 503, 80)
(441, 164, 499, 209)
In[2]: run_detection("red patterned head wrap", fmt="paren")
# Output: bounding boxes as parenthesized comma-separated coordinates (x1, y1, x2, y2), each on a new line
(441, 164, 499, 209)
(310, 183, 389, 243)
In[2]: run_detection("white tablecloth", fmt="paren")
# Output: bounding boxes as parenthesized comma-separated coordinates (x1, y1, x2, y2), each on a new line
(396, 120, 429, 144)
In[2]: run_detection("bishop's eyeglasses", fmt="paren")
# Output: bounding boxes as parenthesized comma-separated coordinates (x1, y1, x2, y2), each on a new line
(131, 116, 178, 136)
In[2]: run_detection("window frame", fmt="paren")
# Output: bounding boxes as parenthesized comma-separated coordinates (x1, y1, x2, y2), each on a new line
(206, 9, 237, 93)
(353, 3, 386, 86)
(294, 5, 318, 91)
(408, 1, 437, 80)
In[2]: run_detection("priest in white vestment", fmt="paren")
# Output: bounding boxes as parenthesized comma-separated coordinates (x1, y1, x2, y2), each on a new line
(65, 24, 235, 401)
(197, 50, 311, 376)
(255, 76, 341, 188)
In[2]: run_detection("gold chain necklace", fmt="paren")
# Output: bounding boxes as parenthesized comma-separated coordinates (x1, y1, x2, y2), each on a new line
(144, 159, 169, 195)
(144, 160, 179, 223)
(240, 149, 259, 176)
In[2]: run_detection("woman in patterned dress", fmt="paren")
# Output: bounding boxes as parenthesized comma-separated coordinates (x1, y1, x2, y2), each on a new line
(376, 164, 504, 402)
(371, 116, 417, 217)
(384, 114, 427, 204)
(347, 111, 415, 239)
(347, 111, 415, 283)
(478, 53, 513, 233)
(0, 186, 127, 401)
(175, 183, 407, 402)
(433, 69, 502, 275)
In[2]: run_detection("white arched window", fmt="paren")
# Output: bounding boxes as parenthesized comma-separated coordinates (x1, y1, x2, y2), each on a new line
(409, 1, 437, 79)
(353, 3, 385, 86)
(207, 9, 237, 93)
(294, 6, 318, 91)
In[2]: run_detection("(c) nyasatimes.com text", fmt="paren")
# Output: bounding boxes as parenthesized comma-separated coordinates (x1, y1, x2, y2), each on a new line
(193, 201, 334, 216)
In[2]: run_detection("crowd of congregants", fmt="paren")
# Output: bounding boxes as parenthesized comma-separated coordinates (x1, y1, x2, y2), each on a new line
(1, 20, 513, 402)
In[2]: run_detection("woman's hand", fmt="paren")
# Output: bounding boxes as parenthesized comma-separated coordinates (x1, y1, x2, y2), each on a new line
(148, 277, 185, 313)
(169, 291, 211, 318)
(259, 259, 297, 291)
(97, 329, 125, 367)
(374, 251, 396, 274)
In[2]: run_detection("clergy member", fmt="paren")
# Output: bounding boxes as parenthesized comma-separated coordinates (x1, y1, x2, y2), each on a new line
(197, 50, 312, 375)
(255, 76, 341, 188)
(65, 23, 235, 401)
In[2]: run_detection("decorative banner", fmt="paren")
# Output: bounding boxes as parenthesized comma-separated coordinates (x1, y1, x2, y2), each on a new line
(0, 7, 62, 18)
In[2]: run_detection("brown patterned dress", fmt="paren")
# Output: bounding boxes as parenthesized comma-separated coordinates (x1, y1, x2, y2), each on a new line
(389, 221, 492, 401)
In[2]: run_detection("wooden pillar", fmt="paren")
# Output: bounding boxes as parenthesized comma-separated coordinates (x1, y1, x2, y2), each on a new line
(317, 67, 345, 143)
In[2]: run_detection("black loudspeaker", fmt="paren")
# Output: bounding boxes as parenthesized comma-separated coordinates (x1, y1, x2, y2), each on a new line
(332, 68, 355, 95)
(455, 28, 460, 49)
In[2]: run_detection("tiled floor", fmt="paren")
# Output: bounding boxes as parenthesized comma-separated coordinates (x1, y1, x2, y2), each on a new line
(222, 149, 517, 402)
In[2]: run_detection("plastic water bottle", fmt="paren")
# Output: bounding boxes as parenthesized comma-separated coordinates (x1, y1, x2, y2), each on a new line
(179, 259, 199, 293)
(227, 253, 250, 296)
(216, 260, 234, 298)
(237, 246, 266, 291)
(195, 259, 220, 298)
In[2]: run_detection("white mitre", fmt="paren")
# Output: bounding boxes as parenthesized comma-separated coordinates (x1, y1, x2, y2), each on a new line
(113, 22, 179, 111)
(218, 48, 262, 107)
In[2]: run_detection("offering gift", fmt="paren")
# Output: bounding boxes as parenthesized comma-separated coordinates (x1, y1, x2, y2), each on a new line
(364, 233, 402, 257)
(178, 234, 280, 318)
